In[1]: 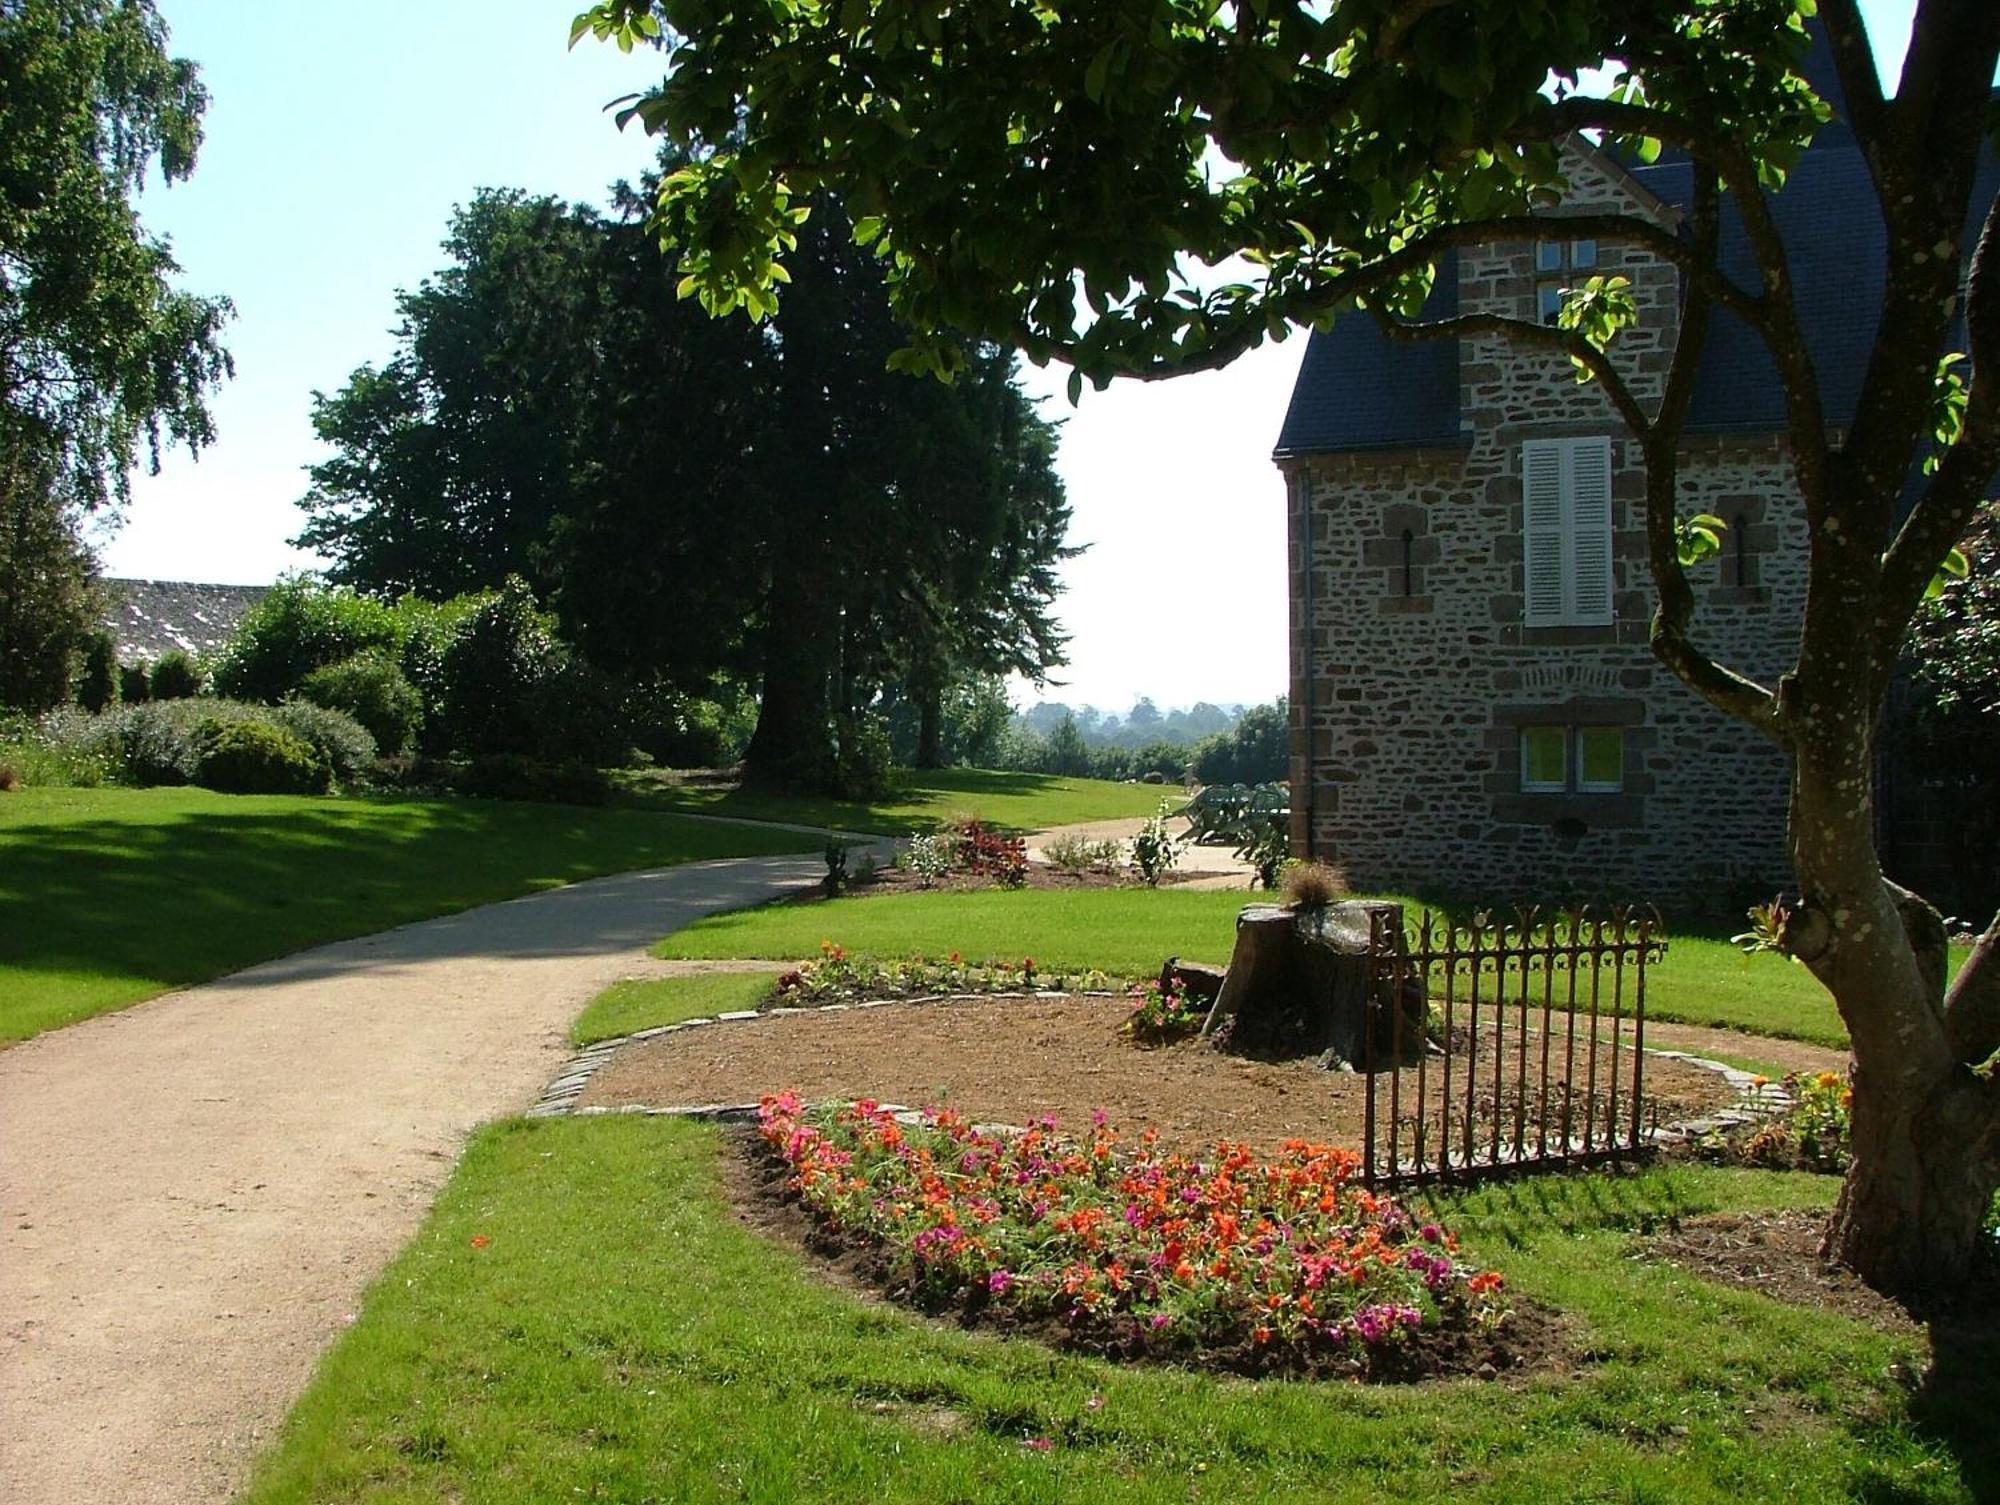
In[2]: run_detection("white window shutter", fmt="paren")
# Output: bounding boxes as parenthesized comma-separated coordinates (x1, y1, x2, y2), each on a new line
(1521, 440, 1566, 626)
(1565, 437, 1614, 625)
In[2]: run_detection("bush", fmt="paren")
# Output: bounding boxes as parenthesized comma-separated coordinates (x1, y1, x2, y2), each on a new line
(834, 712, 895, 801)
(1130, 800, 1184, 886)
(0, 763, 19, 792)
(300, 652, 422, 756)
(271, 700, 378, 786)
(457, 753, 610, 806)
(194, 718, 331, 795)
(209, 579, 403, 703)
(1043, 833, 1122, 873)
(148, 650, 203, 700)
(77, 631, 118, 713)
(0, 710, 113, 787)
(434, 580, 561, 758)
(955, 818, 1028, 887)
(118, 661, 150, 704)
(93, 701, 206, 784)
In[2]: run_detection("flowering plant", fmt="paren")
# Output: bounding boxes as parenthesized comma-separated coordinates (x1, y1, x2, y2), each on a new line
(1742, 1069, 1852, 1172)
(769, 942, 1117, 1007)
(756, 1094, 1508, 1371)
(1126, 976, 1205, 1042)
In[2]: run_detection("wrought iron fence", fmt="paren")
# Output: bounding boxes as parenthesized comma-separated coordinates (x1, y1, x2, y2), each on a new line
(1360, 906, 1665, 1188)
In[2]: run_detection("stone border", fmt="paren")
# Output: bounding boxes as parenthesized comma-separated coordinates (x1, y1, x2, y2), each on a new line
(530, 993, 1799, 1144)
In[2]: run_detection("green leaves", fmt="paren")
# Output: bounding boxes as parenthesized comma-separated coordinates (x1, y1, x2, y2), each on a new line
(1554, 274, 1637, 381)
(1924, 546, 1970, 602)
(1924, 351, 1969, 475)
(1675, 512, 1729, 568)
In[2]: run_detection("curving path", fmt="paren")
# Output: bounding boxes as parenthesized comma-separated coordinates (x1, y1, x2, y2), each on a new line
(0, 847, 858, 1505)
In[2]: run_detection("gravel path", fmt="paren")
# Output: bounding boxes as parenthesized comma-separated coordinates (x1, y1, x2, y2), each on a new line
(0, 847, 853, 1505)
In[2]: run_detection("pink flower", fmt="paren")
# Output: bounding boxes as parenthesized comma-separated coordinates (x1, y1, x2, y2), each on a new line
(1022, 1437, 1054, 1452)
(988, 1269, 1015, 1295)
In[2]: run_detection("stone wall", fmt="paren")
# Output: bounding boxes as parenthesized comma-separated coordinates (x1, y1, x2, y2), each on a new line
(1282, 148, 1806, 909)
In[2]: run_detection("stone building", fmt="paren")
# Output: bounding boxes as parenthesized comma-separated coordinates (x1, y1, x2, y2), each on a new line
(1273, 53, 1996, 906)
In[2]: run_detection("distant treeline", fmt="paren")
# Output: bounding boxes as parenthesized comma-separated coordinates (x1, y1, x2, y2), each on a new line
(996, 699, 1287, 785)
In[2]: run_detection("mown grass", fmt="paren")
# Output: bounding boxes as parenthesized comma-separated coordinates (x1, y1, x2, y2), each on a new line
(570, 971, 778, 1046)
(241, 1115, 1983, 1504)
(662, 886, 1859, 1047)
(0, 787, 816, 1044)
(614, 765, 1175, 835)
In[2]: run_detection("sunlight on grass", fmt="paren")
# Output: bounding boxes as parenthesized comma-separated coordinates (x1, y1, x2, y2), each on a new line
(570, 971, 779, 1045)
(241, 1118, 1965, 1505)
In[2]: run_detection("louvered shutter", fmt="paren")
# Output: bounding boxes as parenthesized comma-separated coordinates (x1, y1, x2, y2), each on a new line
(1565, 437, 1614, 625)
(1521, 440, 1567, 626)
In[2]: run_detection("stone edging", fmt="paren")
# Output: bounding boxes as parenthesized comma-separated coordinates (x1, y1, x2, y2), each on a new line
(530, 995, 1799, 1144)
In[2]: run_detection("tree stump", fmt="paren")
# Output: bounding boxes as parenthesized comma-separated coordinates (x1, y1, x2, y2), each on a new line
(1202, 901, 1424, 1067)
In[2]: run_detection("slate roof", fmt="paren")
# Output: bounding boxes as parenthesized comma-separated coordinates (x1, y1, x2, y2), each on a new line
(101, 579, 269, 662)
(1273, 34, 2000, 458)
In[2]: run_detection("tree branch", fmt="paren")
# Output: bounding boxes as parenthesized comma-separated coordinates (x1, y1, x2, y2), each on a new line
(1818, 0, 1890, 172)
(1365, 307, 1653, 436)
(1946, 909, 2000, 1066)
(1879, 196, 2000, 627)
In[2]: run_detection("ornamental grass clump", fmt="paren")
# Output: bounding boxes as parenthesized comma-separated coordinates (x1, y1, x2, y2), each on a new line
(756, 1095, 1507, 1373)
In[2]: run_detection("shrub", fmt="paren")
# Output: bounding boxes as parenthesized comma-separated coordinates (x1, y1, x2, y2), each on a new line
(435, 580, 561, 758)
(1281, 860, 1348, 910)
(905, 832, 954, 888)
(1130, 801, 1184, 886)
(1739, 1071, 1853, 1173)
(209, 579, 403, 702)
(835, 712, 895, 801)
(2, 708, 112, 786)
(1236, 817, 1291, 890)
(194, 718, 331, 795)
(0, 764, 18, 792)
(271, 700, 378, 787)
(955, 818, 1028, 887)
(148, 650, 203, 700)
(77, 631, 118, 713)
(118, 661, 150, 704)
(1043, 832, 1122, 873)
(457, 753, 610, 806)
(93, 701, 206, 784)
(300, 652, 422, 756)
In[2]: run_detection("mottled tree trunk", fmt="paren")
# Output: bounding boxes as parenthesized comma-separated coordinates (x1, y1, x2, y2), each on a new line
(914, 685, 943, 769)
(742, 565, 838, 794)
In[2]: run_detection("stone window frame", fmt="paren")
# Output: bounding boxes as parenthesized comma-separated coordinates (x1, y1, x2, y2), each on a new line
(1521, 436, 1615, 629)
(1485, 697, 1655, 831)
(1534, 238, 1599, 323)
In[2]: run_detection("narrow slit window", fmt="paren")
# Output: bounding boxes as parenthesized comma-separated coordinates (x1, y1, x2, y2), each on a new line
(1400, 527, 1415, 597)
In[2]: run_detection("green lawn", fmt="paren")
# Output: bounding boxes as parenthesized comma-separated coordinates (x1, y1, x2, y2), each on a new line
(614, 766, 1176, 835)
(570, 971, 778, 1046)
(240, 1115, 1983, 1504)
(0, 787, 817, 1044)
(661, 886, 1859, 1047)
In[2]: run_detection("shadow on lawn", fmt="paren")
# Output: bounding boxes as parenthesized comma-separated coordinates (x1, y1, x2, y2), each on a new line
(0, 799, 819, 995)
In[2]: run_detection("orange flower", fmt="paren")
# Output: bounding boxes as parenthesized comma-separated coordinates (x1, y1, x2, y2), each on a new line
(470, 1234, 490, 1249)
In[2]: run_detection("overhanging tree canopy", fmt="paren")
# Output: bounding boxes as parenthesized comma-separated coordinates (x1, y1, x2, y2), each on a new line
(576, 0, 2000, 1295)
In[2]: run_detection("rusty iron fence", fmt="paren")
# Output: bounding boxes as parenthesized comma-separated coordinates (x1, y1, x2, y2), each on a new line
(1360, 907, 1666, 1188)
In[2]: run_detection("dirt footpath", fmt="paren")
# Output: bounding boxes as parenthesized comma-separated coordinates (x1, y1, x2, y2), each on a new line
(0, 850, 839, 1505)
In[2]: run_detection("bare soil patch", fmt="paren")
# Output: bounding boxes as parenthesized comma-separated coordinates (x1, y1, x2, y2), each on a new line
(1640, 1210, 1925, 1332)
(582, 994, 1739, 1158)
(720, 1126, 1571, 1383)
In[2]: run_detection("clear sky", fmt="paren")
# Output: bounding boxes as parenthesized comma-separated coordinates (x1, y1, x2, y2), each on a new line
(103, 0, 1924, 714)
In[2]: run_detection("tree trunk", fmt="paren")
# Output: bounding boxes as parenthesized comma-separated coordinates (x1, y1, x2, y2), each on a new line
(1204, 901, 1422, 1066)
(915, 686, 942, 769)
(1785, 693, 2000, 1294)
(743, 572, 838, 794)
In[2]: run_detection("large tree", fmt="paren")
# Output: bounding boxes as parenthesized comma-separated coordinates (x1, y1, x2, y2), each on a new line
(0, 0, 231, 509)
(577, 0, 2000, 1293)
(299, 177, 1072, 792)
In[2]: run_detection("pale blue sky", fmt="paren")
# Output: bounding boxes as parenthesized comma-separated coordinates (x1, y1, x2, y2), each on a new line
(105, 1, 1925, 712)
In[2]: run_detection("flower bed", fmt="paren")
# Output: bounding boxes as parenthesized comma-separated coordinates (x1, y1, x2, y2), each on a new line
(771, 941, 1124, 1007)
(755, 1093, 1511, 1376)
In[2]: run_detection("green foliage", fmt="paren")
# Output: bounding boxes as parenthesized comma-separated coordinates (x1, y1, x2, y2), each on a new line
(193, 718, 330, 796)
(0, 709, 112, 787)
(209, 579, 404, 703)
(833, 713, 896, 802)
(299, 651, 421, 756)
(457, 754, 610, 807)
(1675, 512, 1729, 568)
(0, 472, 97, 712)
(1129, 801, 1184, 886)
(433, 578, 560, 758)
(146, 649, 202, 699)
(1189, 701, 1288, 786)
(269, 700, 377, 788)
(92, 699, 205, 784)
(117, 660, 149, 704)
(0, 1, 232, 514)
(76, 630, 117, 712)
